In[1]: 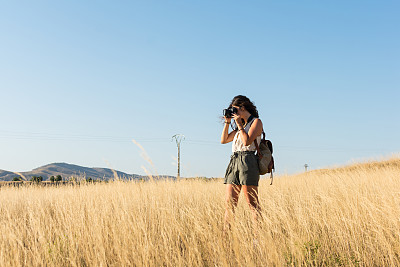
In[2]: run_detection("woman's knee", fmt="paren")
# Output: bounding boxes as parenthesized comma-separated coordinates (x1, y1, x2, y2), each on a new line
(225, 194, 239, 208)
(242, 186, 259, 204)
(223, 184, 241, 212)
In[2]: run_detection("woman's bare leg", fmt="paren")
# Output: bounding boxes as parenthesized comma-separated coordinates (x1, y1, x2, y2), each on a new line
(242, 185, 261, 226)
(224, 184, 241, 232)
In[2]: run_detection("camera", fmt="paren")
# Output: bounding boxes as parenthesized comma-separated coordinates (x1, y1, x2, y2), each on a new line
(223, 107, 238, 118)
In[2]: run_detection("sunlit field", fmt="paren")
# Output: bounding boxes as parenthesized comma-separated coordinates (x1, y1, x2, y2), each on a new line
(1, 158, 400, 266)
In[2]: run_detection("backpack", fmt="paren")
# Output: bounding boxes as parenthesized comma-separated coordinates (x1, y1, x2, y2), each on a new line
(254, 131, 275, 185)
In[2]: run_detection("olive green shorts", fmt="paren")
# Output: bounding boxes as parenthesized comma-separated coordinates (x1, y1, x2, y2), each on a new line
(224, 151, 260, 186)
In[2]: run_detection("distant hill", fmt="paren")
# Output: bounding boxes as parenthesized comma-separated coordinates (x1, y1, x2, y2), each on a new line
(0, 163, 174, 181)
(0, 170, 16, 181)
(318, 158, 400, 173)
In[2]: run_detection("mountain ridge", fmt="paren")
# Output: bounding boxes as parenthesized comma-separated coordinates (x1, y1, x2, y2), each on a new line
(0, 162, 172, 181)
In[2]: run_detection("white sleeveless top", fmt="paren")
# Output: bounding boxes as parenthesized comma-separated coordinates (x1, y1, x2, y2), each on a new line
(232, 117, 261, 153)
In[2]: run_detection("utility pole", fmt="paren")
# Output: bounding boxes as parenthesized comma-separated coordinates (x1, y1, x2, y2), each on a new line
(304, 164, 309, 172)
(172, 134, 185, 179)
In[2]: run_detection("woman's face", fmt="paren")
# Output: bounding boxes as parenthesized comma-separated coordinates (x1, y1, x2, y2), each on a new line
(232, 105, 245, 118)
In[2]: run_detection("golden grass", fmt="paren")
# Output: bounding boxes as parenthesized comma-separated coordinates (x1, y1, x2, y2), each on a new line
(1, 158, 400, 266)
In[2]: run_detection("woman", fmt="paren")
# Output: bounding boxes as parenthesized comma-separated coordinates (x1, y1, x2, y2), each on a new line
(221, 95, 263, 231)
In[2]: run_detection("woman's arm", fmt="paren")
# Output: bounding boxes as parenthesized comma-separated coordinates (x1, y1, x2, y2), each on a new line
(237, 118, 263, 146)
(221, 118, 237, 144)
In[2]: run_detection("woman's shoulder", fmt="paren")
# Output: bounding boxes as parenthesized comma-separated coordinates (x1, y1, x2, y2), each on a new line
(251, 118, 263, 128)
(253, 117, 262, 124)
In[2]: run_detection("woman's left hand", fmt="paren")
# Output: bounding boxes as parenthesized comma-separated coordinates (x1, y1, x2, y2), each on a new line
(233, 114, 243, 128)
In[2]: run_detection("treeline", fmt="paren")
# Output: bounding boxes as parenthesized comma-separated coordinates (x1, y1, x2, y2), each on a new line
(11, 175, 101, 183)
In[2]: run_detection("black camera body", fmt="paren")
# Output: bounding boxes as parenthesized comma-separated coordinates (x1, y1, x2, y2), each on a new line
(223, 107, 238, 118)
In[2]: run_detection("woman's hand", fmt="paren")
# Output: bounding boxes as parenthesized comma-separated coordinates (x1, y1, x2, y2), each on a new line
(221, 116, 236, 144)
(233, 114, 243, 129)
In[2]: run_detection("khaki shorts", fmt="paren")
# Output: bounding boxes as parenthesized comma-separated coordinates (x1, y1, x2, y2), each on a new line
(224, 151, 260, 186)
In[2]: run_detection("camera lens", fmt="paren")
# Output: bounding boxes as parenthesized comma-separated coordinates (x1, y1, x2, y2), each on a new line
(223, 109, 232, 118)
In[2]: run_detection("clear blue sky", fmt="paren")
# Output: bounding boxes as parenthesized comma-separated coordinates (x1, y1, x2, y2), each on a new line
(1, 1, 399, 178)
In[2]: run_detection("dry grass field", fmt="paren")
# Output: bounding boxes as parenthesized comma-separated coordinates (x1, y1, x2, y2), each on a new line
(1, 157, 400, 266)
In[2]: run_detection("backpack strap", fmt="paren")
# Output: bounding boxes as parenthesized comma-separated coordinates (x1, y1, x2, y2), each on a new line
(254, 138, 262, 159)
(254, 129, 265, 159)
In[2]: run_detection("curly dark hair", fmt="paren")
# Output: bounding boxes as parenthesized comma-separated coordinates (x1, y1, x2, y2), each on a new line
(229, 95, 259, 118)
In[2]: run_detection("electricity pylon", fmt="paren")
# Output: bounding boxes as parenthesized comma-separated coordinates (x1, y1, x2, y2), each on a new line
(172, 134, 185, 179)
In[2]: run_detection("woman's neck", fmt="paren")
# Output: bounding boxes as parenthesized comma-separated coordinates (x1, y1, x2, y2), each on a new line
(242, 112, 251, 124)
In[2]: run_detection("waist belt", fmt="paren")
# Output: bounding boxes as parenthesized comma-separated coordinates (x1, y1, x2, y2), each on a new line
(231, 151, 256, 158)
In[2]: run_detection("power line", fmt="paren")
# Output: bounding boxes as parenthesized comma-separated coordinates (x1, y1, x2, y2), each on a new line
(0, 130, 170, 143)
(0, 130, 397, 153)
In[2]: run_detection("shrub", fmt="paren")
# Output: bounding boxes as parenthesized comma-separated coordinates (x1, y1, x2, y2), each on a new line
(30, 176, 43, 183)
